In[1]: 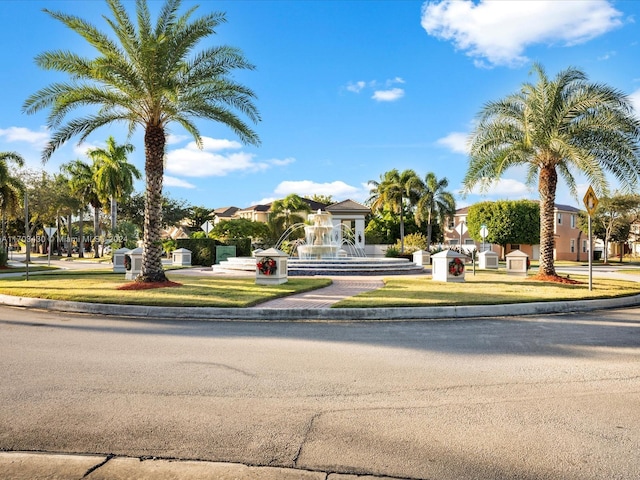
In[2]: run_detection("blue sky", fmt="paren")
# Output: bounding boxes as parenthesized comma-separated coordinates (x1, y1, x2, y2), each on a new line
(2, 0, 640, 211)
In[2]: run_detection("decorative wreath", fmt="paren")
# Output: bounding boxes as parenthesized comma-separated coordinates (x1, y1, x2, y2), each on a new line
(448, 257, 465, 277)
(257, 257, 277, 276)
(124, 254, 132, 271)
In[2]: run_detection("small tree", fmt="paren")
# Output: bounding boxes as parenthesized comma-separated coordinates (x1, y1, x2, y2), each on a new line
(466, 200, 540, 258)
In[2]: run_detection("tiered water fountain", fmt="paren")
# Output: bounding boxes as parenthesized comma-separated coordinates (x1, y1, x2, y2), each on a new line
(297, 210, 339, 259)
(214, 210, 425, 276)
(285, 210, 424, 276)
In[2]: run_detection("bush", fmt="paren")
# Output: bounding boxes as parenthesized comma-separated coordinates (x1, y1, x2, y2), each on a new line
(391, 232, 428, 255)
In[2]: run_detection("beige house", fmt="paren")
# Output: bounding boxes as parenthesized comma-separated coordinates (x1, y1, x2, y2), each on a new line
(445, 203, 584, 261)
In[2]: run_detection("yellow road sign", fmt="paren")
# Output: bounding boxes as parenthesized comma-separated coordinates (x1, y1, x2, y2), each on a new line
(583, 186, 599, 216)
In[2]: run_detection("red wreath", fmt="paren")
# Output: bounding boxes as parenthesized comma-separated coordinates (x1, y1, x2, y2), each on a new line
(448, 257, 465, 276)
(257, 257, 277, 275)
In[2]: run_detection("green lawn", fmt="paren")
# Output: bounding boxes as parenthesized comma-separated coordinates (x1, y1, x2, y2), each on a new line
(333, 271, 640, 308)
(0, 271, 331, 307)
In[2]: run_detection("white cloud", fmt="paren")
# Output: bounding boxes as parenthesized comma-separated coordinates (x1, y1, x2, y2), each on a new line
(345, 78, 406, 101)
(166, 134, 190, 145)
(437, 132, 469, 154)
(269, 157, 296, 166)
(386, 77, 405, 86)
(166, 136, 274, 177)
(421, 0, 623, 67)
(163, 175, 196, 188)
(372, 88, 405, 102)
(274, 180, 367, 201)
(0, 126, 49, 147)
(465, 178, 532, 197)
(196, 137, 242, 151)
(167, 148, 268, 177)
(346, 81, 366, 93)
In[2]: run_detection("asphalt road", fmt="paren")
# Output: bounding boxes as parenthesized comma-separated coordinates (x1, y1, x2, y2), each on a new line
(1, 306, 639, 479)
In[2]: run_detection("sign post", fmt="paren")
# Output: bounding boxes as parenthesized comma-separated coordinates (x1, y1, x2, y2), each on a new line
(201, 220, 213, 236)
(44, 227, 58, 267)
(583, 186, 599, 291)
(479, 224, 488, 252)
(454, 221, 467, 247)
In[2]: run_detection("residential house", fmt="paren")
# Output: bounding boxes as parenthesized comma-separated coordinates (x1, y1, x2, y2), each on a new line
(445, 203, 584, 261)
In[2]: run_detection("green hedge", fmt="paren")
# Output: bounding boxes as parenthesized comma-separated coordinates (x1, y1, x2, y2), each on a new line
(176, 237, 251, 266)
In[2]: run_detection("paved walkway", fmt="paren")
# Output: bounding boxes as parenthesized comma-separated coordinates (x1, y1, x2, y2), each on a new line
(252, 276, 385, 309)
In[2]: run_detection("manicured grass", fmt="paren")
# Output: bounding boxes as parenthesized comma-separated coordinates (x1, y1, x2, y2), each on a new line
(0, 271, 332, 307)
(333, 271, 640, 308)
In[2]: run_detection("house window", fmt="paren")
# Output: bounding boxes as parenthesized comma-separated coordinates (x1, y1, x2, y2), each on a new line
(582, 240, 588, 253)
(511, 244, 520, 250)
(570, 239, 575, 253)
(464, 239, 475, 245)
(571, 214, 576, 228)
(557, 213, 562, 225)
(449, 239, 459, 245)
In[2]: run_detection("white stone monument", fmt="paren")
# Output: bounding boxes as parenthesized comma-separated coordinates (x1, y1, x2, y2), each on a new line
(125, 247, 143, 280)
(431, 250, 466, 283)
(506, 249, 529, 276)
(255, 248, 288, 285)
(478, 250, 499, 269)
(113, 247, 130, 273)
(413, 249, 431, 267)
(172, 248, 192, 266)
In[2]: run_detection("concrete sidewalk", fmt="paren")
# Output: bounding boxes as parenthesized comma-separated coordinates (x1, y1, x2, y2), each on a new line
(0, 452, 399, 479)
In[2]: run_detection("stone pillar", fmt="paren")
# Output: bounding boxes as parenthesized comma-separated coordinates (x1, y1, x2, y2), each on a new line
(125, 247, 143, 280)
(506, 249, 529, 276)
(113, 247, 130, 273)
(255, 248, 288, 285)
(431, 250, 466, 282)
(412, 249, 431, 267)
(478, 250, 499, 269)
(172, 248, 192, 266)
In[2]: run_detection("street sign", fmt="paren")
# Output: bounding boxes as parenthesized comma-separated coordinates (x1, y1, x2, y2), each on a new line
(454, 222, 467, 236)
(201, 220, 213, 235)
(479, 225, 488, 238)
(43, 226, 57, 267)
(583, 186, 599, 216)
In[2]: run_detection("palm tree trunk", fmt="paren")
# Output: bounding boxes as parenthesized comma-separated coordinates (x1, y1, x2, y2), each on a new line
(110, 196, 117, 231)
(93, 205, 100, 258)
(426, 207, 434, 249)
(399, 205, 405, 254)
(66, 214, 73, 258)
(78, 213, 84, 258)
(141, 124, 168, 282)
(538, 165, 558, 276)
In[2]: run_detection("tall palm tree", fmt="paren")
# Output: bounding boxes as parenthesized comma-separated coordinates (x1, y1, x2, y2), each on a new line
(464, 64, 640, 278)
(88, 136, 141, 230)
(368, 169, 421, 253)
(23, 0, 260, 282)
(62, 159, 101, 258)
(415, 172, 456, 248)
(0, 152, 25, 248)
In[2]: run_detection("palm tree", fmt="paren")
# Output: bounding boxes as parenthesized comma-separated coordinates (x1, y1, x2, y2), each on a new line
(23, 0, 260, 282)
(464, 64, 640, 278)
(270, 194, 312, 231)
(368, 169, 421, 253)
(87, 136, 140, 230)
(0, 152, 25, 249)
(415, 172, 456, 248)
(62, 159, 101, 258)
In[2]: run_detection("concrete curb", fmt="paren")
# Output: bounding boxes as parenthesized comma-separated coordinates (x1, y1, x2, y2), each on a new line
(1, 292, 639, 321)
(0, 452, 390, 480)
